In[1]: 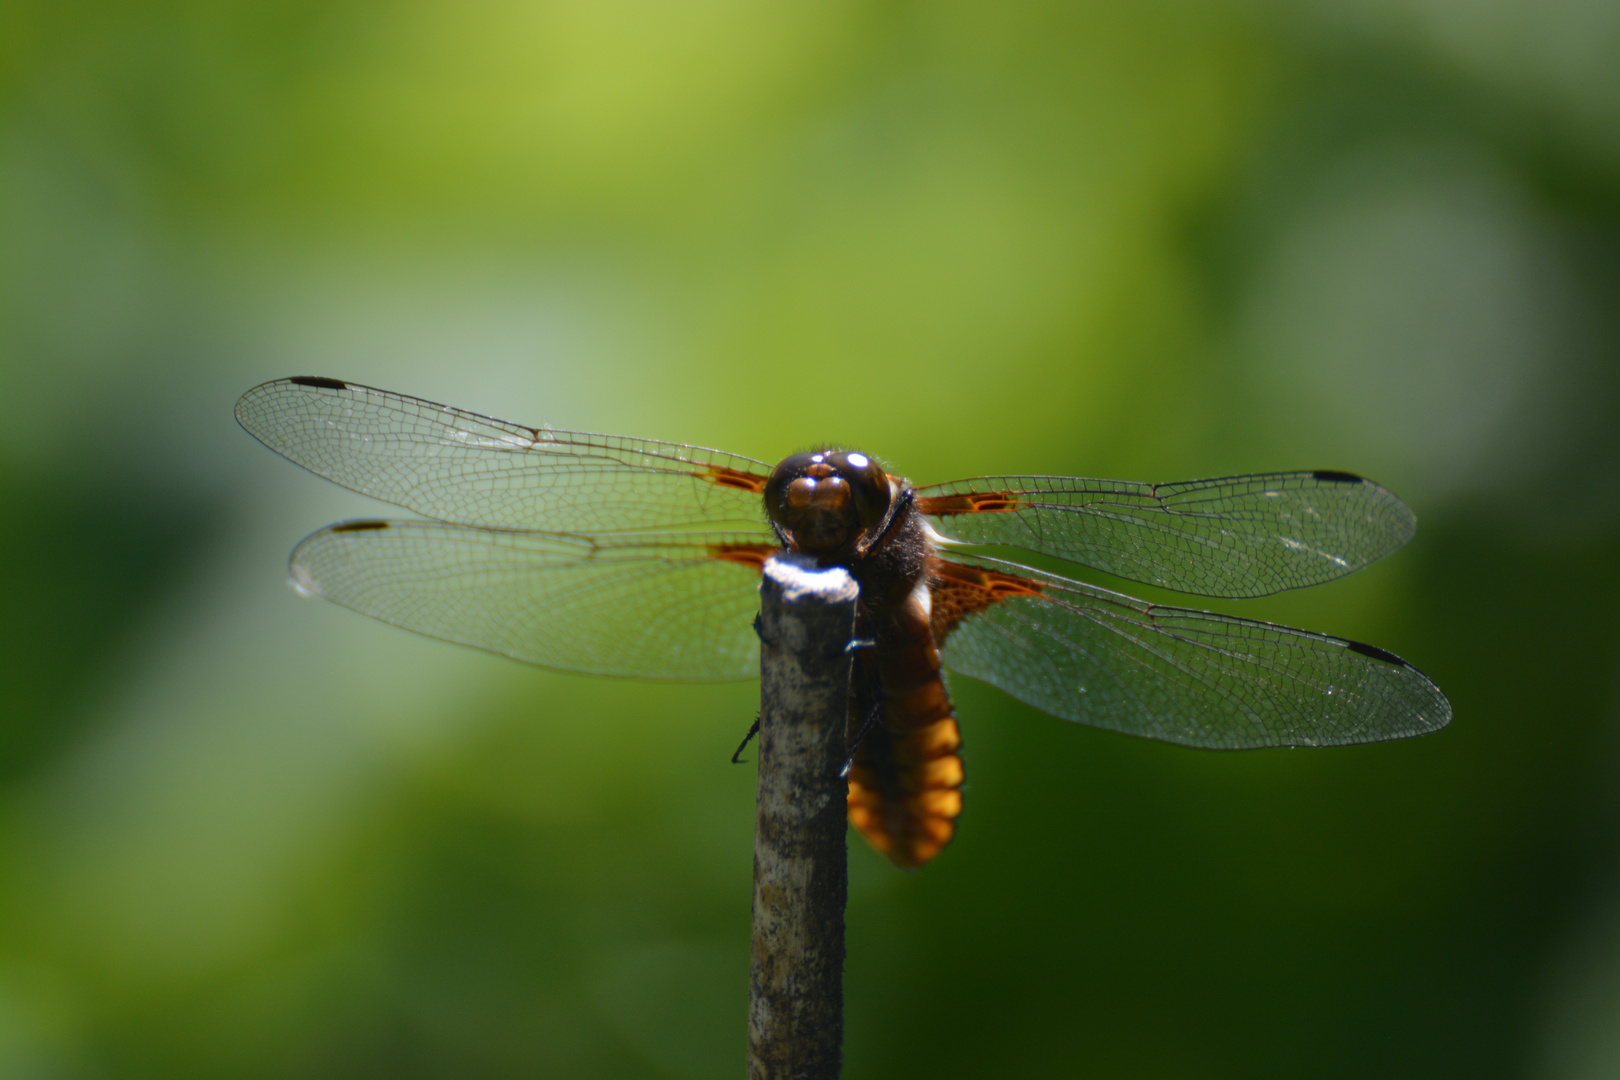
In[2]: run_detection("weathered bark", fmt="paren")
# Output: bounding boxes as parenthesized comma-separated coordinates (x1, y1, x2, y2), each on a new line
(748, 552, 857, 1080)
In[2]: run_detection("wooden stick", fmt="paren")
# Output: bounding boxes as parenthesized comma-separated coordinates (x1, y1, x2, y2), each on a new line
(748, 552, 857, 1080)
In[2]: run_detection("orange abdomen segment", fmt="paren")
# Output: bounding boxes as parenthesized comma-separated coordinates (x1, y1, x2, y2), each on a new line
(845, 588, 965, 869)
(846, 716, 963, 869)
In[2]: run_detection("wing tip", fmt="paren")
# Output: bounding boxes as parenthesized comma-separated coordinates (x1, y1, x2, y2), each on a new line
(236, 376, 352, 434)
(287, 520, 390, 598)
(1341, 638, 1453, 739)
(287, 562, 322, 598)
(1316, 469, 1419, 537)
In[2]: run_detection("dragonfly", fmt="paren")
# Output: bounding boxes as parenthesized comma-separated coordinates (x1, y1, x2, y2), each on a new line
(237, 377, 1450, 868)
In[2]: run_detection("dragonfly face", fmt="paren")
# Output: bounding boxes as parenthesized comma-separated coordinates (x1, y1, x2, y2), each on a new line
(237, 377, 1452, 868)
(764, 449, 894, 559)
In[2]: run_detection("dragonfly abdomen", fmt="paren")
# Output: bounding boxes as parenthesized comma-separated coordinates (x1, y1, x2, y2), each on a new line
(846, 586, 965, 869)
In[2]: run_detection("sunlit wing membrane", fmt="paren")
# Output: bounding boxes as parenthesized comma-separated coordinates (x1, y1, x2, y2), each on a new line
(291, 521, 775, 680)
(916, 471, 1415, 599)
(930, 555, 1450, 748)
(236, 378, 775, 535)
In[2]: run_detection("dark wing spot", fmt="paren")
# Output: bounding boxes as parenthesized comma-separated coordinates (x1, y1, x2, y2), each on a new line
(1346, 639, 1404, 665)
(330, 519, 390, 533)
(1312, 469, 1364, 484)
(289, 376, 349, 390)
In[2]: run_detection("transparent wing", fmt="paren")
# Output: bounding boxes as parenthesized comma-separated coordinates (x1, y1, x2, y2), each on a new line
(237, 378, 775, 535)
(916, 471, 1415, 598)
(931, 555, 1450, 748)
(290, 521, 773, 680)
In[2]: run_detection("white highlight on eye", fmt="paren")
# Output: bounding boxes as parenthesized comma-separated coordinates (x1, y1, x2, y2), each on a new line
(810, 453, 825, 463)
(846, 452, 869, 468)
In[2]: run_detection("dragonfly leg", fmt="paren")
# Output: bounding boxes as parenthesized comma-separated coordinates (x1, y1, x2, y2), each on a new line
(840, 698, 884, 779)
(731, 716, 761, 764)
(751, 612, 776, 649)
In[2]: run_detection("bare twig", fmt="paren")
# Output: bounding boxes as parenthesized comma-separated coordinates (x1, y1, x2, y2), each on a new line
(748, 552, 857, 1080)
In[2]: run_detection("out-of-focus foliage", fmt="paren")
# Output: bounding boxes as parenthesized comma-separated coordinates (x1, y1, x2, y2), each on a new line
(2, 2, 1618, 1077)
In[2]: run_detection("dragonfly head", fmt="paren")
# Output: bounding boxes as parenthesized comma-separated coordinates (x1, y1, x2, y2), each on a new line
(765, 449, 892, 558)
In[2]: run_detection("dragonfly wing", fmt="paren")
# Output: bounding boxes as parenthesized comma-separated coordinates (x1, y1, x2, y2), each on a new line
(930, 555, 1450, 748)
(916, 471, 1415, 598)
(291, 522, 775, 680)
(237, 378, 775, 535)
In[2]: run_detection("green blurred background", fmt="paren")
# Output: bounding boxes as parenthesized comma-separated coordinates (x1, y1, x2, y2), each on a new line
(3, 2, 1619, 1077)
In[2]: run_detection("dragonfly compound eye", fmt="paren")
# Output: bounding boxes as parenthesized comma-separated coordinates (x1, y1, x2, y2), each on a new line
(833, 451, 891, 530)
